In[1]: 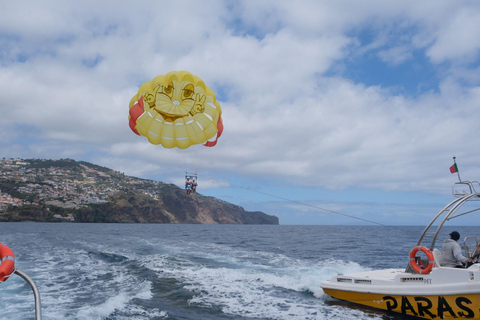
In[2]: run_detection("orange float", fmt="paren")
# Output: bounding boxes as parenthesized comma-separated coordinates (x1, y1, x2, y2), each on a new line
(0, 243, 15, 282)
(409, 246, 435, 274)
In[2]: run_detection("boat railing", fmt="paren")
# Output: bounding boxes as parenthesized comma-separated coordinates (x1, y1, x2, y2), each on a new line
(462, 236, 479, 259)
(453, 181, 480, 198)
(14, 269, 42, 320)
(415, 180, 480, 251)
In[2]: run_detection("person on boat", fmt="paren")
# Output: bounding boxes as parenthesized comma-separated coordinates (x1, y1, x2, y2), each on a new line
(440, 231, 474, 268)
(185, 178, 192, 195)
(192, 179, 197, 195)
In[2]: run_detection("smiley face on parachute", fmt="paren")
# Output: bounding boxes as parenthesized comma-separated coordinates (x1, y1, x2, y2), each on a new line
(143, 80, 206, 122)
(128, 71, 223, 149)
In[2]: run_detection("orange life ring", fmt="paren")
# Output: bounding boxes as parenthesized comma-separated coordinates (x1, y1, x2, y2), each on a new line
(0, 243, 15, 282)
(409, 246, 435, 274)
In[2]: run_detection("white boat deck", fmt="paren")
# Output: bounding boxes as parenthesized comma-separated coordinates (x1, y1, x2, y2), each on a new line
(334, 268, 405, 283)
(324, 264, 480, 295)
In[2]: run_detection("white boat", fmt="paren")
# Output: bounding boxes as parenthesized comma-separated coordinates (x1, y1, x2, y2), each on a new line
(321, 180, 480, 319)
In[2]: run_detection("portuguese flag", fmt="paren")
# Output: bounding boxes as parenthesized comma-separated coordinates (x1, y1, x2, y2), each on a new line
(450, 163, 458, 174)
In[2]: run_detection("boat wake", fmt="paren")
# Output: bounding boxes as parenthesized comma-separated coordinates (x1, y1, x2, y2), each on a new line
(1, 223, 401, 320)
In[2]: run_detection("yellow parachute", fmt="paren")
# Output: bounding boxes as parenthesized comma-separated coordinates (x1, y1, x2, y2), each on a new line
(128, 71, 223, 149)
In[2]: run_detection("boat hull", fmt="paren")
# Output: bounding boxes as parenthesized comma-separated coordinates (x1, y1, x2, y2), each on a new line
(323, 288, 480, 320)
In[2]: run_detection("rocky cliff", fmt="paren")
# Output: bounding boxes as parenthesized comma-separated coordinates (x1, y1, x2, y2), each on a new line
(75, 189, 278, 224)
(0, 158, 279, 224)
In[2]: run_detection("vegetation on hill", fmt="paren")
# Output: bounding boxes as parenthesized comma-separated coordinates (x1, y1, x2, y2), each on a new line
(0, 158, 279, 224)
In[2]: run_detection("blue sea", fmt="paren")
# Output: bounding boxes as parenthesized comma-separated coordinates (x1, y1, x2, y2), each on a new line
(0, 223, 477, 320)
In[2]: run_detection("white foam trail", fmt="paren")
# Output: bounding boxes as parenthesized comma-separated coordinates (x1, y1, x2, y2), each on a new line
(139, 242, 378, 320)
(1, 226, 384, 319)
(0, 243, 165, 320)
(74, 281, 163, 320)
(76, 292, 131, 319)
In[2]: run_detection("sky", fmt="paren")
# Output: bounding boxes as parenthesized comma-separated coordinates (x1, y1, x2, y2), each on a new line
(1, 0, 480, 225)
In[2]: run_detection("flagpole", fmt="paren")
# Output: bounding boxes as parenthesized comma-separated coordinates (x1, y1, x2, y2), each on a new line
(453, 156, 462, 182)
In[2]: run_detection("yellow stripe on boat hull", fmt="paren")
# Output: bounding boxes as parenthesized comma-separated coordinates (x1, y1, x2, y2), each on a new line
(323, 288, 480, 319)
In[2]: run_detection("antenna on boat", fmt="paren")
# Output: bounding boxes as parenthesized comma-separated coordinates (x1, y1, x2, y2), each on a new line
(451, 156, 462, 182)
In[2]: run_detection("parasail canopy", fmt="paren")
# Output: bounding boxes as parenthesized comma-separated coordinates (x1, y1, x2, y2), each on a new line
(128, 71, 223, 149)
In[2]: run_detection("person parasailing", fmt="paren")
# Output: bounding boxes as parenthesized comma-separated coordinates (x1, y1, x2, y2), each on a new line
(192, 179, 198, 195)
(185, 177, 192, 195)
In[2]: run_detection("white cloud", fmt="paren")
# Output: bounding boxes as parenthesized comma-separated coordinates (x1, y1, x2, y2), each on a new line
(1, 0, 480, 205)
(426, 7, 480, 63)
